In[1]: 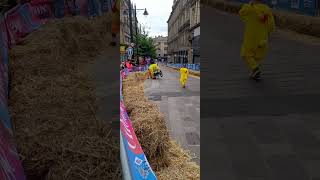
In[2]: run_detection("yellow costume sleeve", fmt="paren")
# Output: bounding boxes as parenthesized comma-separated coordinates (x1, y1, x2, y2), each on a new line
(239, 4, 254, 22)
(154, 64, 160, 71)
(267, 10, 275, 34)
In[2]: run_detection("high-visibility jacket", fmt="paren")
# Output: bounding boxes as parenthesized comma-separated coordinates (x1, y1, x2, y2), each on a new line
(239, 3, 275, 58)
(149, 63, 160, 73)
(180, 67, 189, 86)
(180, 68, 189, 80)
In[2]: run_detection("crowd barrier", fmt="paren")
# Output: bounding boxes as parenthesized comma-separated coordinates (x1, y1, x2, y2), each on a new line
(0, 0, 114, 179)
(167, 63, 200, 71)
(131, 65, 148, 72)
(120, 68, 157, 180)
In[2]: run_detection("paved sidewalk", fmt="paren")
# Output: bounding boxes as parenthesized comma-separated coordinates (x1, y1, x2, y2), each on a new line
(144, 65, 200, 164)
(202, 6, 320, 180)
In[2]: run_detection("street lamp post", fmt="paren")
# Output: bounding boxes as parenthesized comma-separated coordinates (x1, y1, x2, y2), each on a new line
(135, 5, 138, 64)
(123, 5, 148, 64)
(133, 7, 148, 65)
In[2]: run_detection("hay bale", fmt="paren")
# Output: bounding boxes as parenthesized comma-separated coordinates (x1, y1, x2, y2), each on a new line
(123, 74, 170, 169)
(122, 73, 200, 179)
(9, 13, 120, 180)
(156, 141, 200, 180)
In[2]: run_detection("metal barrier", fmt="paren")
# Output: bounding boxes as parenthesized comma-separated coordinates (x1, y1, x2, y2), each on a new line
(120, 68, 157, 180)
(120, 134, 133, 180)
(167, 63, 201, 71)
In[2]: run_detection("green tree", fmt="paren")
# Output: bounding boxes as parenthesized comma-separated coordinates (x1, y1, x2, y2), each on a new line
(135, 34, 156, 58)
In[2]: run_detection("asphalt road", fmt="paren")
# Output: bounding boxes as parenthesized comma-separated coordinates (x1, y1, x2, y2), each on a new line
(144, 64, 201, 164)
(202, 6, 320, 180)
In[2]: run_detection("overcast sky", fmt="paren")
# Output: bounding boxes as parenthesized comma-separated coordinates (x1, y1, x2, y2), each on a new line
(132, 0, 173, 37)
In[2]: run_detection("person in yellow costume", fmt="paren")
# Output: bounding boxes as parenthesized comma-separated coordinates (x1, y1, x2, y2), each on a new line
(148, 59, 160, 79)
(180, 64, 189, 88)
(239, 0, 275, 80)
(110, 0, 120, 46)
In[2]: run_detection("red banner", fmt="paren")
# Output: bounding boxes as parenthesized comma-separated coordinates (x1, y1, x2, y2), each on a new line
(77, 0, 88, 16)
(0, 62, 8, 107)
(26, 1, 54, 25)
(0, 20, 10, 51)
(0, 20, 9, 106)
(120, 101, 144, 154)
(5, 6, 33, 45)
(29, 0, 53, 5)
(0, 122, 26, 180)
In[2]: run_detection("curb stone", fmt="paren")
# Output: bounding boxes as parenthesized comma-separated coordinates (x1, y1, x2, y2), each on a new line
(166, 65, 201, 77)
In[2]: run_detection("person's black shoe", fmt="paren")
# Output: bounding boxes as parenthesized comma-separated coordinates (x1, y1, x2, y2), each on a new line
(250, 68, 261, 81)
(252, 75, 261, 81)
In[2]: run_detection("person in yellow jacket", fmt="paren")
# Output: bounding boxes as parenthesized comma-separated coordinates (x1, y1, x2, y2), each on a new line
(180, 64, 189, 88)
(239, 0, 275, 80)
(110, 0, 120, 46)
(148, 60, 160, 79)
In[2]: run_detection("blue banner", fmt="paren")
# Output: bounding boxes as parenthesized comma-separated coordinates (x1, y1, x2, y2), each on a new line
(167, 63, 200, 71)
(120, 68, 157, 180)
(18, 3, 41, 30)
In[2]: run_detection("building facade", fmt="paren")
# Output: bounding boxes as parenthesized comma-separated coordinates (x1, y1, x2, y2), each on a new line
(167, 0, 200, 64)
(120, 0, 130, 45)
(189, 0, 200, 64)
(120, 0, 138, 46)
(153, 36, 168, 59)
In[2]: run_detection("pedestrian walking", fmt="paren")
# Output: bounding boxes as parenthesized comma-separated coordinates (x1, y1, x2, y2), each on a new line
(110, 0, 120, 46)
(180, 64, 189, 88)
(239, 0, 275, 81)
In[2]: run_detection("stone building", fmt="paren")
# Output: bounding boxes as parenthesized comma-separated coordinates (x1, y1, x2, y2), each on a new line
(120, 0, 138, 45)
(189, 0, 200, 64)
(167, 0, 200, 64)
(153, 36, 168, 59)
(120, 0, 131, 45)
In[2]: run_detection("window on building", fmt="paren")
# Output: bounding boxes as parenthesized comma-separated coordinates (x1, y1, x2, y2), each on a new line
(192, 7, 195, 25)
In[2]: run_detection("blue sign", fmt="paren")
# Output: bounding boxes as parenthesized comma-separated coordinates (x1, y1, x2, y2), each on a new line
(127, 47, 133, 55)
